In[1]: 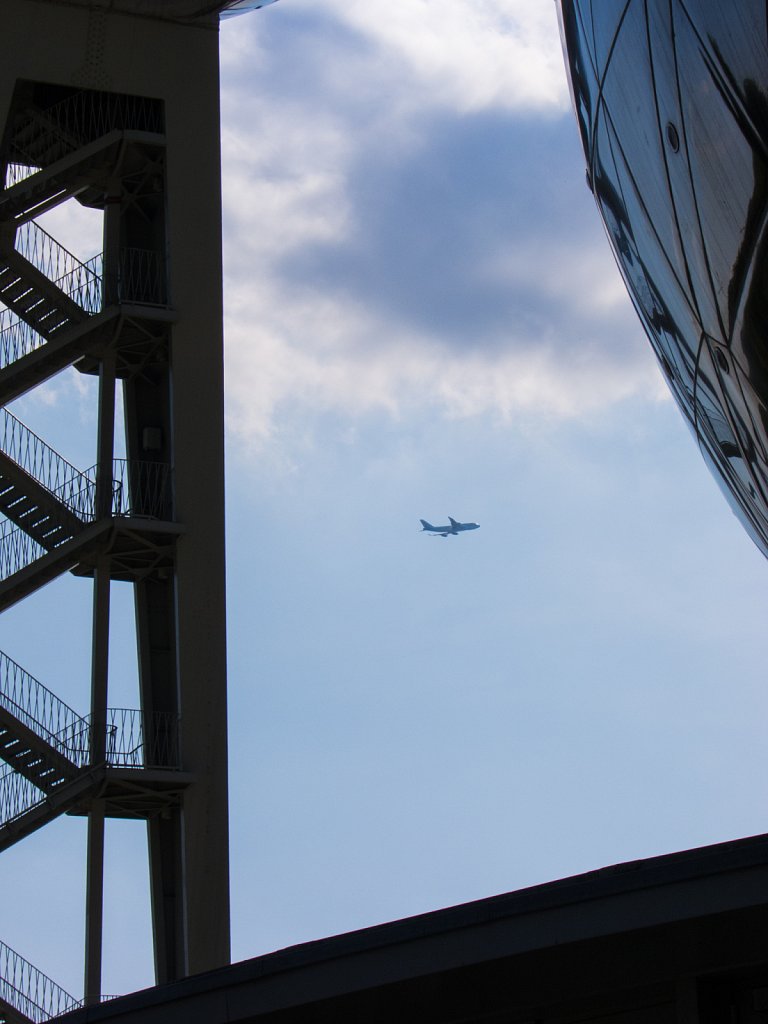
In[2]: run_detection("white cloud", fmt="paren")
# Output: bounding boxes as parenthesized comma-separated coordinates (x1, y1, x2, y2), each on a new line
(221, 97, 352, 261)
(485, 237, 633, 319)
(220, 3, 664, 460)
(280, 0, 570, 114)
(224, 273, 665, 455)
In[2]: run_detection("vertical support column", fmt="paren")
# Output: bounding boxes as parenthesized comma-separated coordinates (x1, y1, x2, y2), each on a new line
(95, 353, 116, 521)
(162, 24, 231, 978)
(84, 799, 106, 1006)
(103, 180, 121, 310)
(85, 553, 111, 1004)
(85, 346, 117, 1002)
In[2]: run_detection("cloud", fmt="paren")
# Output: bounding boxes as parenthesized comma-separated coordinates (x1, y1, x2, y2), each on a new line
(220, 4, 664, 458)
(224, 271, 664, 456)
(317, 0, 570, 114)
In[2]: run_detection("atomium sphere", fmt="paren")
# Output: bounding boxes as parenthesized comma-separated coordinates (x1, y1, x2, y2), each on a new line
(220, 0, 279, 15)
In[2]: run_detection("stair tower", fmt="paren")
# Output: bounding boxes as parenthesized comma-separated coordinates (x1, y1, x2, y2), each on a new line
(0, 0, 274, 1010)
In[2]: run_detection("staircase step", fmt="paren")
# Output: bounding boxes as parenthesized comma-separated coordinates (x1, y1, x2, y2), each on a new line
(15, 293, 46, 314)
(0, 428, 89, 548)
(0, 230, 93, 336)
(0, 281, 30, 302)
(12, 751, 38, 767)
(14, 292, 48, 315)
(31, 310, 78, 333)
(0, 712, 80, 792)
(5, 499, 36, 517)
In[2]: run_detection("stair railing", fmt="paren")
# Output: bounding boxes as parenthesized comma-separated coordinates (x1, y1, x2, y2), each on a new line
(56, 252, 103, 315)
(8, 106, 88, 178)
(0, 723, 180, 832)
(109, 459, 171, 519)
(0, 718, 181, 834)
(0, 766, 53, 831)
(0, 938, 81, 1023)
(0, 714, 181, 830)
(104, 709, 180, 769)
(0, 437, 171, 581)
(28, 709, 180, 771)
(3, 160, 41, 190)
(0, 408, 96, 519)
(119, 248, 166, 306)
(0, 309, 46, 368)
(0, 651, 87, 761)
(13, 220, 102, 314)
(7, 89, 164, 182)
(0, 522, 49, 581)
(36, 90, 163, 148)
(0, 651, 181, 770)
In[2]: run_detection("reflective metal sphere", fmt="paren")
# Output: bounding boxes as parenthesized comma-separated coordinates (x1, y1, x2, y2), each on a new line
(220, 0, 278, 15)
(559, 0, 768, 560)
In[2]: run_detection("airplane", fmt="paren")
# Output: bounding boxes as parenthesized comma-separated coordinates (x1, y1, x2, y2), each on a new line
(420, 517, 480, 537)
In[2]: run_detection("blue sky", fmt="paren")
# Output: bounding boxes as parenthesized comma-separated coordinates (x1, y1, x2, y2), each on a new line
(1, 0, 767, 1003)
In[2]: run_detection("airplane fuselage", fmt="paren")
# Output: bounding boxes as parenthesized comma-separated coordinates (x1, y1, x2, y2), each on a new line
(420, 518, 480, 537)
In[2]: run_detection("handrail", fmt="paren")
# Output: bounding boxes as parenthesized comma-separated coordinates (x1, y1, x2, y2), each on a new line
(0, 938, 80, 1022)
(13, 220, 103, 314)
(4, 161, 40, 190)
(109, 459, 171, 519)
(104, 708, 180, 769)
(119, 247, 167, 306)
(2, 225, 165, 324)
(0, 522, 49, 579)
(39, 89, 164, 148)
(0, 651, 84, 760)
(0, 766, 54, 831)
(0, 310, 46, 368)
(7, 88, 164, 177)
(1, 734, 179, 845)
(0, 717, 161, 834)
(0, 407, 96, 519)
(0, 414, 172, 578)
(56, 252, 103, 314)
(0, 651, 180, 774)
(51, 709, 180, 771)
(0, 712, 181, 830)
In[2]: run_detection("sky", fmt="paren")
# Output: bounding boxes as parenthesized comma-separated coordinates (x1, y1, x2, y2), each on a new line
(1, 0, 768, 1004)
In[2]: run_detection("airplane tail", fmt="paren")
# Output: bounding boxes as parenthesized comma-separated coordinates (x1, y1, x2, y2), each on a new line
(420, 520, 435, 531)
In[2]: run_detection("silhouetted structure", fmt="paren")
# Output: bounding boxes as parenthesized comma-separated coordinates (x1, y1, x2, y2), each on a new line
(558, 0, 768, 558)
(1, 3, 766, 1023)
(0, 0, 273, 1012)
(59, 833, 768, 1024)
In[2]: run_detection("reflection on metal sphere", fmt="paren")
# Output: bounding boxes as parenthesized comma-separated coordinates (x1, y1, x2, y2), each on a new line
(558, 0, 768, 559)
(220, 0, 279, 15)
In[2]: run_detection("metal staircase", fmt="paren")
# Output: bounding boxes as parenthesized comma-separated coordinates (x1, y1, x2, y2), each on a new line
(0, 221, 97, 337)
(0, 85, 169, 414)
(0, 66, 225, 1007)
(0, 650, 184, 852)
(0, 712, 80, 793)
(0, 408, 93, 540)
(0, 408, 97, 606)
(0, 939, 80, 1024)
(0, 81, 184, 1010)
